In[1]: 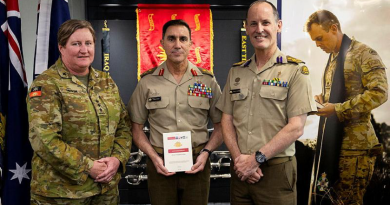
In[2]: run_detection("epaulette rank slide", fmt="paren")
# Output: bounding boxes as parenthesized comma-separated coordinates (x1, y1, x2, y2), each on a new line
(141, 67, 158, 78)
(232, 59, 251, 67)
(286, 56, 304, 64)
(199, 68, 214, 77)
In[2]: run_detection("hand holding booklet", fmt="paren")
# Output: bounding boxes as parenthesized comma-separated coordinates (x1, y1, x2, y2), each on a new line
(309, 100, 325, 115)
(316, 101, 325, 109)
(163, 131, 193, 172)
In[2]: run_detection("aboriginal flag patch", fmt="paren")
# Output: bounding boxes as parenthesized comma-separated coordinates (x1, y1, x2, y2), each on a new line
(29, 86, 42, 98)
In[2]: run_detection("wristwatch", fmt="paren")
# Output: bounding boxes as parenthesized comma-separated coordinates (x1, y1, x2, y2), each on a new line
(199, 148, 212, 157)
(255, 151, 267, 165)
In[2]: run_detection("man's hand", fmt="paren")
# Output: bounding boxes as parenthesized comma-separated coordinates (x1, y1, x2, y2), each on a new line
(152, 156, 176, 176)
(95, 157, 120, 183)
(89, 161, 107, 179)
(314, 95, 324, 104)
(316, 103, 336, 117)
(186, 152, 208, 174)
(246, 168, 263, 184)
(234, 154, 259, 181)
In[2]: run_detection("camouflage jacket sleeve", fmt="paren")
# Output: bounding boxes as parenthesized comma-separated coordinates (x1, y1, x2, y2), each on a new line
(110, 85, 132, 173)
(335, 48, 388, 121)
(27, 77, 94, 185)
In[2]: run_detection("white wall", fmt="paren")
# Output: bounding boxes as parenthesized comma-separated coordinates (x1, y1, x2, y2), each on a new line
(19, 0, 85, 87)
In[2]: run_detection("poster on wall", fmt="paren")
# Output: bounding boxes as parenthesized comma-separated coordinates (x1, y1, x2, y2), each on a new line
(136, 4, 213, 80)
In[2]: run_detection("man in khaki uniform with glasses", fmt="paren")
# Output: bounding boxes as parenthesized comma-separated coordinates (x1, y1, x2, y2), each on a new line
(128, 19, 223, 205)
(216, 1, 316, 204)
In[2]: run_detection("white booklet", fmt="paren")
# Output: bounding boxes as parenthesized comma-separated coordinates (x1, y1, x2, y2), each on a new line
(163, 131, 193, 172)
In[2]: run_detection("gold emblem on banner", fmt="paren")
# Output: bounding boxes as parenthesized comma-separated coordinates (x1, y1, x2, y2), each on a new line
(157, 46, 167, 62)
(148, 14, 155, 31)
(194, 14, 201, 31)
(195, 47, 202, 63)
(171, 14, 177, 20)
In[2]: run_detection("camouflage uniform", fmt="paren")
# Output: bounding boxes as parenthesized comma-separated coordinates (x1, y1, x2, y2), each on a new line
(27, 59, 132, 201)
(322, 38, 388, 204)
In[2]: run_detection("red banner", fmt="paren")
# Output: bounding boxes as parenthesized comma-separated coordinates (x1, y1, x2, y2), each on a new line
(136, 4, 213, 80)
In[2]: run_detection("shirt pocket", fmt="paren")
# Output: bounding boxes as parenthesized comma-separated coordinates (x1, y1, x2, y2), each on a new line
(259, 86, 288, 119)
(187, 96, 210, 126)
(188, 96, 210, 110)
(230, 87, 249, 101)
(145, 97, 169, 110)
(58, 87, 89, 120)
(259, 86, 288, 100)
(230, 87, 249, 119)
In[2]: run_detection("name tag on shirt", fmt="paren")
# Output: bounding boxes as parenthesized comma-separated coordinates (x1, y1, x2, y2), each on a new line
(229, 89, 241, 94)
(148, 97, 161, 102)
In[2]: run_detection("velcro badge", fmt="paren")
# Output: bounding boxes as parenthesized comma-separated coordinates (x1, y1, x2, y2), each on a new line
(148, 97, 161, 102)
(229, 89, 241, 94)
(301, 66, 310, 75)
(29, 86, 42, 98)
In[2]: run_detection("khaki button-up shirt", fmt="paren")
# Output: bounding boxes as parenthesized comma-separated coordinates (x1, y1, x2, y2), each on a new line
(217, 49, 316, 157)
(129, 61, 222, 148)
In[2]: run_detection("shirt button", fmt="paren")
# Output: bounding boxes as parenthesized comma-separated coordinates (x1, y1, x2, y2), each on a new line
(178, 119, 181, 123)
(250, 113, 253, 116)
(249, 131, 252, 135)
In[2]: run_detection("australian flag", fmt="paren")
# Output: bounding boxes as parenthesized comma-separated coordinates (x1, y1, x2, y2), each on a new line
(0, 0, 33, 204)
(34, 0, 70, 77)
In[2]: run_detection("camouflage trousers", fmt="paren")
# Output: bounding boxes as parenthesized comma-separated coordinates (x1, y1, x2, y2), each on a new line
(30, 187, 119, 205)
(334, 150, 376, 205)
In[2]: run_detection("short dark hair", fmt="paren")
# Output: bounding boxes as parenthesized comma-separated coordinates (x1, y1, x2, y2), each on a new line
(246, 0, 280, 22)
(305, 10, 341, 32)
(58, 19, 95, 47)
(162, 19, 191, 40)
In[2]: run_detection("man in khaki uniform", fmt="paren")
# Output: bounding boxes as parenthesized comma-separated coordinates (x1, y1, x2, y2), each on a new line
(216, 1, 316, 205)
(305, 10, 388, 204)
(128, 19, 223, 205)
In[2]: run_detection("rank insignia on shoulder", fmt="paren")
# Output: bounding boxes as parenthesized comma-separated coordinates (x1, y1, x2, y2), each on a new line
(232, 60, 246, 67)
(141, 67, 158, 78)
(243, 59, 252, 67)
(148, 97, 161, 102)
(29, 86, 42, 98)
(158, 68, 164, 76)
(301, 66, 310, 75)
(286, 56, 304, 64)
(191, 69, 198, 76)
(232, 59, 251, 67)
(199, 68, 214, 77)
(276, 56, 283, 64)
(229, 89, 241, 94)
